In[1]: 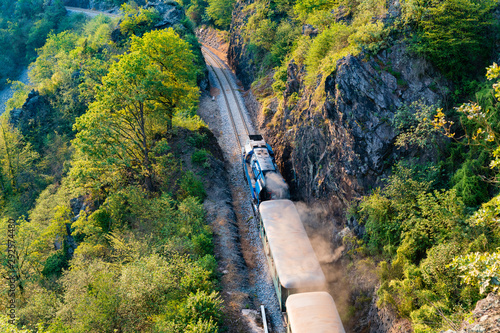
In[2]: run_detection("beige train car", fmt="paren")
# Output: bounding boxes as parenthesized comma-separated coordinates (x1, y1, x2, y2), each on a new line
(258, 199, 327, 310)
(286, 292, 345, 333)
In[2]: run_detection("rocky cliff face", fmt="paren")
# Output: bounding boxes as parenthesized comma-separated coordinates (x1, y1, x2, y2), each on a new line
(227, 0, 257, 90)
(227, 0, 452, 224)
(145, 0, 184, 29)
(9, 90, 54, 150)
(253, 42, 449, 222)
(457, 293, 500, 333)
(236, 34, 450, 333)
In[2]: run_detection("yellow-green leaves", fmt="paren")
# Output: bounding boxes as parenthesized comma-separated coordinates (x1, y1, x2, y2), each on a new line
(206, 0, 235, 29)
(450, 251, 500, 294)
(72, 29, 199, 192)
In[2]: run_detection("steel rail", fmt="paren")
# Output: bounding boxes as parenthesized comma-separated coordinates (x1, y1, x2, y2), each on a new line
(201, 45, 251, 137)
(202, 49, 244, 150)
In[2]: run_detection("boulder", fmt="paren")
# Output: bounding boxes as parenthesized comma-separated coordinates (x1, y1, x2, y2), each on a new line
(145, 0, 184, 30)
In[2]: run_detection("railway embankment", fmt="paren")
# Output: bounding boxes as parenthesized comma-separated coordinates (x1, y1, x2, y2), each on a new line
(197, 89, 263, 333)
(202, 44, 286, 332)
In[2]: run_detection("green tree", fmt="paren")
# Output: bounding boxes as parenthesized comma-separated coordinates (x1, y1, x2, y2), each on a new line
(409, 0, 496, 81)
(72, 29, 198, 192)
(186, 0, 209, 25)
(119, 2, 161, 37)
(0, 117, 42, 215)
(205, 0, 235, 29)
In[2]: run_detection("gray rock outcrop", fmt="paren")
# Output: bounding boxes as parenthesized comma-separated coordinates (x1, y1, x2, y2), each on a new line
(227, 0, 258, 89)
(258, 42, 449, 218)
(9, 90, 53, 151)
(145, 0, 184, 30)
(457, 293, 500, 333)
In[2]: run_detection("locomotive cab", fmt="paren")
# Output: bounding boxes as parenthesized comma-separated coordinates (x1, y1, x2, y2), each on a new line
(242, 135, 289, 209)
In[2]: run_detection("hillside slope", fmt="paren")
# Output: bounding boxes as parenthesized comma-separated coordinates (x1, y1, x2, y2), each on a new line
(211, 0, 500, 331)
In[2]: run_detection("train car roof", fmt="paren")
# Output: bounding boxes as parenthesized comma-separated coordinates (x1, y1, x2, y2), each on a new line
(254, 148, 275, 171)
(286, 292, 345, 333)
(259, 200, 326, 289)
(245, 135, 267, 152)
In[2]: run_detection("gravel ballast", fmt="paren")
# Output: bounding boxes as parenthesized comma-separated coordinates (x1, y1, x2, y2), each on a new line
(203, 48, 286, 333)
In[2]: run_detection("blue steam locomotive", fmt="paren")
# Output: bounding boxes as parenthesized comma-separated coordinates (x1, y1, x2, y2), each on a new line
(242, 135, 290, 211)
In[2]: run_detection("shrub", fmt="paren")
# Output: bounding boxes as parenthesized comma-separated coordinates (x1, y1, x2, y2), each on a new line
(187, 132, 208, 148)
(293, 0, 337, 21)
(18, 285, 61, 330)
(180, 290, 223, 323)
(42, 249, 69, 278)
(197, 254, 217, 278)
(352, 0, 387, 27)
(272, 61, 289, 94)
(348, 21, 388, 54)
(451, 250, 500, 294)
(0, 314, 30, 332)
(184, 318, 218, 333)
(392, 101, 441, 149)
(119, 3, 161, 37)
(191, 149, 211, 167)
(305, 23, 351, 75)
(205, 0, 235, 29)
(192, 229, 213, 257)
(408, 0, 496, 81)
(178, 172, 206, 201)
(452, 158, 489, 207)
(270, 21, 301, 64)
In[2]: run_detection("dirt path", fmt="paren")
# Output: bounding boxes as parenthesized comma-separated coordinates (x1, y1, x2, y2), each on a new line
(65, 6, 120, 18)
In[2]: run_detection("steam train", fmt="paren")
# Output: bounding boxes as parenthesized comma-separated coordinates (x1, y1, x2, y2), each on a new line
(242, 134, 345, 333)
(242, 134, 290, 212)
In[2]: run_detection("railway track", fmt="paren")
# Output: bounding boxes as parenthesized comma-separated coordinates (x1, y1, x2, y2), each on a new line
(201, 45, 253, 150)
(202, 46, 284, 332)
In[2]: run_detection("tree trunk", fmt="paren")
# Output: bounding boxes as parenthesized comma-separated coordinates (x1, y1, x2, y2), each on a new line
(139, 103, 154, 192)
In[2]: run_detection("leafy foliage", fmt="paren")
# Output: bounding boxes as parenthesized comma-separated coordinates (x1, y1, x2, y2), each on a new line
(353, 160, 492, 330)
(0, 7, 221, 333)
(304, 23, 352, 82)
(0, 0, 74, 88)
(407, 0, 497, 81)
(119, 2, 161, 37)
(72, 29, 199, 192)
(205, 0, 235, 29)
(451, 250, 500, 294)
(392, 100, 442, 149)
(354, 64, 500, 330)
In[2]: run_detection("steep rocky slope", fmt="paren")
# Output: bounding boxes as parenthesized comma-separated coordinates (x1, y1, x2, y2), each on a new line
(227, 0, 258, 90)
(224, 1, 455, 331)
(228, 2, 450, 224)
(260, 43, 449, 219)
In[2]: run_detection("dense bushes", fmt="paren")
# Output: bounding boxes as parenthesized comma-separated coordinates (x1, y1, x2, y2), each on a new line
(119, 3, 161, 37)
(405, 0, 497, 82)
(0, 7, 222, 333)
(206, 0, 235, 29)
(355, 165, 482, 331)
(352, 65, 500, 331)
